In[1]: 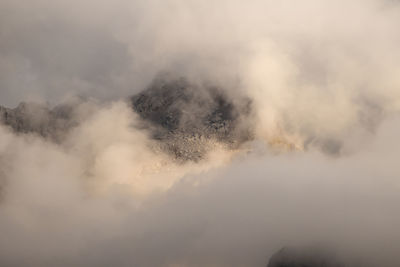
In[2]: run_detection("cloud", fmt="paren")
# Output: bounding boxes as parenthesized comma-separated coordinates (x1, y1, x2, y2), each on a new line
(1, 114, 399, 266)
(1, 0, 400, 266)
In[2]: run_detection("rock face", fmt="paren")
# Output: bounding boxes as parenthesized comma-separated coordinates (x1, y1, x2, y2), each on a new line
(0, 102, 75, 142)
(267, 247, 346, 267)
(0, 77, 253, 161)
(131, 77, 253, 161)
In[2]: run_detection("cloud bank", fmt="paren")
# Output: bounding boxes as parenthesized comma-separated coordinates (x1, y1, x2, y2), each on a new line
(0, 0, 400, 266)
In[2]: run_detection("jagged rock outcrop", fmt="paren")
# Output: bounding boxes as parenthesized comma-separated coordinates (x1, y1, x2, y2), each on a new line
(131, 77, 253, 161)
(267, 247, 348, 267)
(0, 102, 75, 142)
(0, 76, 253, 161)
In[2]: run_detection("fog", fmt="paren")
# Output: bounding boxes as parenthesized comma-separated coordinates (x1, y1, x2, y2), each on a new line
(0, 0, 400, 266)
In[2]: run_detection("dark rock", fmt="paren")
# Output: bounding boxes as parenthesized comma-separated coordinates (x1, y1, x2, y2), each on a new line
(131, 76, 253, 161)
(267, 247, 346, 267)
(0, 76, 254, 161)
(0, 102, 76, 142)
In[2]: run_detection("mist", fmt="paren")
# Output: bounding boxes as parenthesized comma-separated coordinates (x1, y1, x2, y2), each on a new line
(1, 0, 400, 266)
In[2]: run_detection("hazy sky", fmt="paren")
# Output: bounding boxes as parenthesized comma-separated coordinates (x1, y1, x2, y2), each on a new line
(1, 0, 400, 266)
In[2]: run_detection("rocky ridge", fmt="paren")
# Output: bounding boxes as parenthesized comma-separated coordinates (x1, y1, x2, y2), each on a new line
(0, 77, 253, 161)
